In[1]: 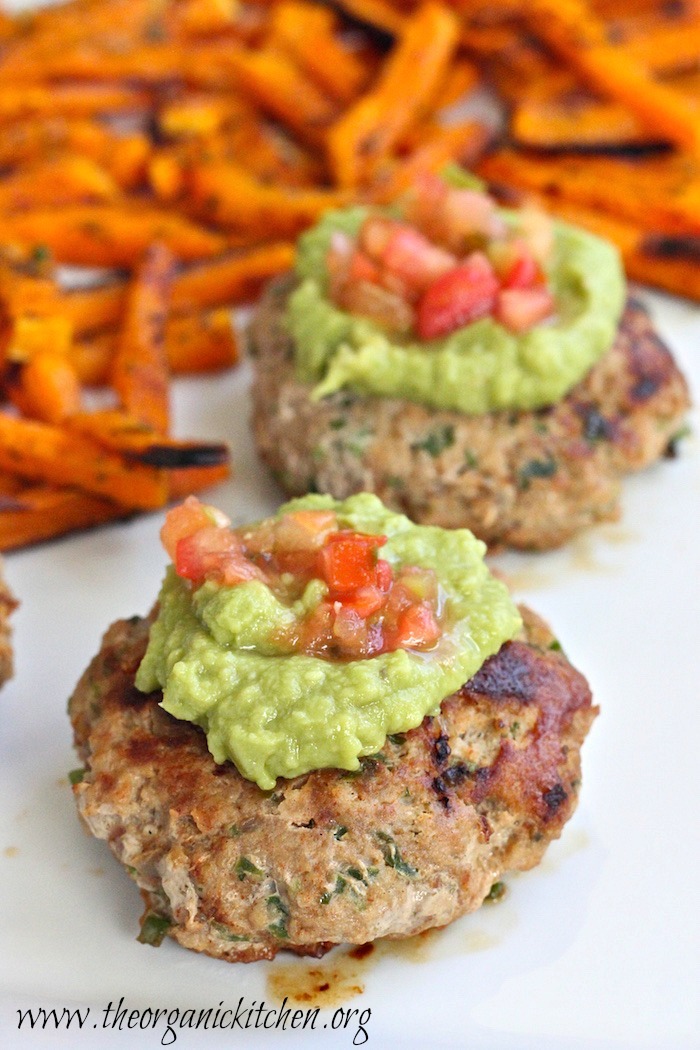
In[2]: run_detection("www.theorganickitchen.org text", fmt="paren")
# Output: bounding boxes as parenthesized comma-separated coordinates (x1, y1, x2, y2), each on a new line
(16, 996, 372, 1045)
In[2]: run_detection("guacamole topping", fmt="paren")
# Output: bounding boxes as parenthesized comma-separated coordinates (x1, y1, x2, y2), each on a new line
(286, 185, 625, 415)
(136, 493, 521, 789)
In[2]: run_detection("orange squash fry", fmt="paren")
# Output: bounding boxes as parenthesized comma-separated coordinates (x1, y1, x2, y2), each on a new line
(0, 472, 29, 498)
(269, 1, 370, 104)
(511, 96, 660, 150)
(151, 122, 324, 199)
(0, 257, 61, 324)
(0, 154, 120, 211)
(0, 120, 150, 190)
(222, 47, 339, 143)
(1, 205, 225, 266)
(62, 242, 295, 337)
(67, 409, 230, 468)
(0, 484, 128, 552)
(158, 94, 254, 139)
(0, 84, 152, 122)
(327, 1, 461, 187)
(72, 309, 241, 385)
(478, 150, 700, 238)
(111, 243, 174, 434)
(624, 20, 700, 76)
(170, 241, 296, 312)
(163, 309, 240, 373)
(525, 0, 700, 154)
(4, 314, 73, 361)
(0, 0, 176, 62)
(5, 350, 83, 424)
(176, 0, 239, 37)
(185, 161, 348, 235)
(168, 461, 231, 501)
(0, 413, 168, 510)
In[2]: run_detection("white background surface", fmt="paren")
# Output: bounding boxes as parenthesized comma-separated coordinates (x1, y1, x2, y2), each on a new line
(0, 287, 698, 1050)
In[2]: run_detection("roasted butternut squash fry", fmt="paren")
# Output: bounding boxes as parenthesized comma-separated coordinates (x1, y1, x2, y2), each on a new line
(0, 484, 127, 552)
(0, 413, 168, 510)
(185, 161, 348, 235)
(0, 154, 120, 211)
(524, 0, 700, 154)
(223, 47, 340, 143)
(2, 205, 225, 266)
(111, 244, 174, 434)
(269, 1, 370, 104)
(0, 120, 149, 190)
(168, 461, 231, 500)
(511, 96, 661, 151)
(67, 408, 230, 467)
(478, 149, 700, 237)
(327, 1, 461, 187)
(0, 84, 152, 122)
(62, 242, 294, 336)
(5, 350, 83, 424)
(71, 309, 241, 385)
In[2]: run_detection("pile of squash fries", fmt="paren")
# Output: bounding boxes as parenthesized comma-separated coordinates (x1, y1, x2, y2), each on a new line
(0, 0, 696, 548)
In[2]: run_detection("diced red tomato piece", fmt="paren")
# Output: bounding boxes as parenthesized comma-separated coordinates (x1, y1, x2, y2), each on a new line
(340, 585, 385, 618)
(375, 558, 393, 593)
(416, 252, 500, 340)
(491, 239, 545, 291)
(320, 531, 386, 593)
(393, 603, 441, 649)
(348, 249, 382, 286)
(495, 287, 555, 333)
(380, 226, 457, 298)
(502, 251, 544, 290)
(175, 527, 263, 587)
(160, 496, 228, 562)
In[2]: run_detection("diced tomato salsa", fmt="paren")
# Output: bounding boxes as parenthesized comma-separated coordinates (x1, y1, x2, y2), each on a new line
(162, 497, 444, 661)
(326, 175, 556, 340)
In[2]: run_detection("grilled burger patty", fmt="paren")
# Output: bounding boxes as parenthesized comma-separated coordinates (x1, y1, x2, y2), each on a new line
(250, 280, 690, 549)
(69, 605, 596, 963)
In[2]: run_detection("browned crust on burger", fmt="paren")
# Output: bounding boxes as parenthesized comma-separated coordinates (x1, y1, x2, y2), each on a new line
(68, 606, 596, 963)
(250, 280, 690, 549)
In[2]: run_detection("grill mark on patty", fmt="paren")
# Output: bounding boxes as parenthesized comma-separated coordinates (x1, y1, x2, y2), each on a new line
(543, 782, 568, 812)
(464, 641, 543, 704)
(621, 300, 678, 406)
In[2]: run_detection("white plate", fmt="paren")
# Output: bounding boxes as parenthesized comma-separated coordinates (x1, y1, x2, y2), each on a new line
(0, 287, 698, 1050)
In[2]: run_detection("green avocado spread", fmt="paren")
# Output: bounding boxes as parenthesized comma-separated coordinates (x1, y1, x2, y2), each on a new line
(286, 206, 626, 414)
(135, 493, 522, 790)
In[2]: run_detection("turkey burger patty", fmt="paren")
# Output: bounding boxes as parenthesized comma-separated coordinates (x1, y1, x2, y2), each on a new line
(251, 280, 689, 550)
(69, 604, 596, 962)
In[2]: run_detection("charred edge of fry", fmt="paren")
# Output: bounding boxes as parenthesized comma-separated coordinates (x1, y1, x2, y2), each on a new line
(128, 442, 230, 467)
(642, 234, 700, 261)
